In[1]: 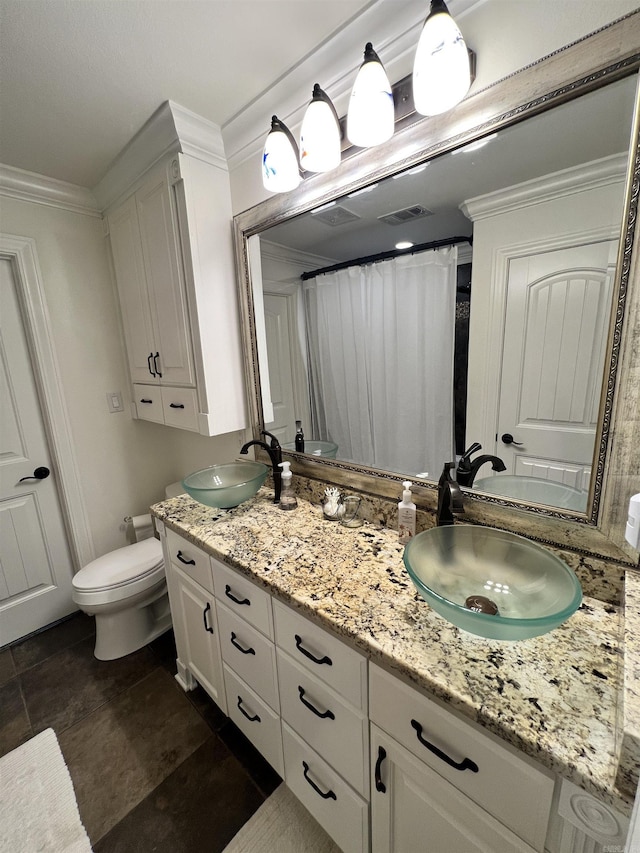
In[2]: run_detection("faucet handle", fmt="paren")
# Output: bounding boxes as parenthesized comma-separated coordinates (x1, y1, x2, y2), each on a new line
(261, 429, 281, 447)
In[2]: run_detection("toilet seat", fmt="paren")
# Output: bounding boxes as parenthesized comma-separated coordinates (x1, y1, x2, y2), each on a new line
(72, 537, 164, 607)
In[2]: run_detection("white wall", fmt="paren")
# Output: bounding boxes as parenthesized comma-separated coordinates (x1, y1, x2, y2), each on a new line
(224, 0, 640, 215)
(1, 195, 246, 558)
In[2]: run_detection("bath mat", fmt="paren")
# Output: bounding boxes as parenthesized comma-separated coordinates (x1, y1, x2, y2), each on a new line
(0, 727, 92, 852)
(222, 783, 342, 853)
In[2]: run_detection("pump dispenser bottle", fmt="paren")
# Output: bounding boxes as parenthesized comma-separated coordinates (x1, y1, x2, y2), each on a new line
(278, 462, 298, 510)
(398, 481, 416, 544)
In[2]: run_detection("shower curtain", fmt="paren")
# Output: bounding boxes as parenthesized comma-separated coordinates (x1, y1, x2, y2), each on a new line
(303, 246, 457, 477)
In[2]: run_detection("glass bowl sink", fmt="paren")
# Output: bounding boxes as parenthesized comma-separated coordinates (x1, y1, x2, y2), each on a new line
(473, 475, 587, 512)
(282, 440, 338, 458)
(182, 461, 268, 509)
(403, 525, 582, 640)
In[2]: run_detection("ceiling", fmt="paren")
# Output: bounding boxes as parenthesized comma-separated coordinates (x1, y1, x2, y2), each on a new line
(0, 0, 375, 189)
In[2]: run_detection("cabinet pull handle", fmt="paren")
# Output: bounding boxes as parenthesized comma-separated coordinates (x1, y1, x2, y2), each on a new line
(176, 550, 196, 566)
(202, 602, 214, 634)
(302, 761, 336, 801)
(298, 686, 335, 720)
(225, 585, 250, 606)
(148, 353, 156, 376)
(153, 352, 162, 378)
(410, 719, 478, 773)
(375, 745, 387, 793)
(169, 403, 185, 409)
(237, 696, 261, 723)
(230, 631, 255, 655)
(139, 398, 153, 404)
(294, 634, 332, 666)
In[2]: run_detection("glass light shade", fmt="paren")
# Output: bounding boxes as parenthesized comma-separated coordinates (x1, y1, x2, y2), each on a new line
(262, 116, 301, 193)
(413, 0, 471, 117)
(347, 43, 394, 148)
(300, 84, 341, 173)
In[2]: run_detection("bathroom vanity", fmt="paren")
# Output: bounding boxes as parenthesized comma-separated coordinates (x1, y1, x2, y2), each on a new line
(151, 489, 636, 853)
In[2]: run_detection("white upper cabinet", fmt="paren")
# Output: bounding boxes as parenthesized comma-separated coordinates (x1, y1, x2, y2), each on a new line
(100, 101, 247, 437)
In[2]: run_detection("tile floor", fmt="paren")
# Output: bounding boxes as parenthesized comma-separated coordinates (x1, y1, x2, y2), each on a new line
(0, 613, 281, 851)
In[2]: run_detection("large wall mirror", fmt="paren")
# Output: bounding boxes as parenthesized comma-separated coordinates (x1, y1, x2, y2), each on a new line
(234, 15, 640, 562)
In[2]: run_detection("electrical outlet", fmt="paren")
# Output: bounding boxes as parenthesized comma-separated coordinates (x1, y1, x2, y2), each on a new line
(107, 392, 124, 413)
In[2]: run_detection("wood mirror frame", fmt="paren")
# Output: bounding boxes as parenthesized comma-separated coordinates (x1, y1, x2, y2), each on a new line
(233, 14, 640, 566)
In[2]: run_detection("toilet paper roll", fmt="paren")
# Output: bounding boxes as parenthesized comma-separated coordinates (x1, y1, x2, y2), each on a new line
(128, 513, 154, 543)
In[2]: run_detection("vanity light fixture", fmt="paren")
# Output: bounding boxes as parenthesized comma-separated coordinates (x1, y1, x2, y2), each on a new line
(299, 84, 342, 173)
(262, 115, 302, 193)
(346, 42, 395, 148)
(413, 0, 471, 117)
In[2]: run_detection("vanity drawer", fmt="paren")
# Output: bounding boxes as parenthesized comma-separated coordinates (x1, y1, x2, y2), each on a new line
(212, 558, 273, 639)
(277, 649, 368, 797)
(282, 723, 369, 853)
(274, 600, 367, 711)
(160, 387, 199, 432)
(217, 602, 279, 711)
(224, 665, 283, 778)
(166, 529, 213, 594)
(369, 664, 553, 851)
(133, 384, 163, 424)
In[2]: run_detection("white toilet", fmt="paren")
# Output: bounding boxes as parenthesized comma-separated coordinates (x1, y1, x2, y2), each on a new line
(72, 484, 181, 660)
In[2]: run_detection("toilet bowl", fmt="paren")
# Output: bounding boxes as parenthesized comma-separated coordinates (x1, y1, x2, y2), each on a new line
(72, 483, 182, 660)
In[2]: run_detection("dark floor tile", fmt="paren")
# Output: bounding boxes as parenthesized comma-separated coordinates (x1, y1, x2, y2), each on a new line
(0, 647, 16, 687)
(11, 611, 95, 674)
(20, 635, 158, 735)
(218, 719, 282, 798)
(149, 628, 178, 674)
(93, 736, 267, 853)
(0, 678, 33, 756)
(58, 667, 211, 845)
(185, 683, 228, 732)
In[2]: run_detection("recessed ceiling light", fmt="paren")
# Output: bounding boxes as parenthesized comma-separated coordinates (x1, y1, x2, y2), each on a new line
(452, 133, 498, 154)
(347, 184, 379, 198)
(392, 164, 428, 179)
(395, 241, 414, 250)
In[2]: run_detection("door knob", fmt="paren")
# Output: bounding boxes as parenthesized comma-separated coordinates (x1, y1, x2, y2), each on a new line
(501, 433, 523, 446)
(19, 466, 50, 482)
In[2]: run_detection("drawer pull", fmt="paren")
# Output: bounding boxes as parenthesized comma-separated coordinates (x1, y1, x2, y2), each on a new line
(202, 602, 214, 634)
(298, 686, 335, 720)
(410, 719, 479, 773)
(139, 398, 153, 404)
(294, 634, 332, 666)
(375, 746, 387, 793)
(169, 403, 185, 409)
(230, 631, 255, 655)
(177, 550, 196, 566)
(225, 585, 251, 606)
(302, 761, 336, 801)
(237, 696, 260, 723)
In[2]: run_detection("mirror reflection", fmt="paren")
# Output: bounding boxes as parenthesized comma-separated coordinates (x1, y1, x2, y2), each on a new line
(250, 73, 637, 514)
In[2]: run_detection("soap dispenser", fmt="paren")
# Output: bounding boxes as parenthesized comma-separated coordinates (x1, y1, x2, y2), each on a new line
(398, 481, 416, 544)
(278, 462, 298, 510)
(295, 420, 305, 452)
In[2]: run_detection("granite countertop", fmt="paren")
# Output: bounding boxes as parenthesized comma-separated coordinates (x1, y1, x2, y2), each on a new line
(152, 489, 637, 815)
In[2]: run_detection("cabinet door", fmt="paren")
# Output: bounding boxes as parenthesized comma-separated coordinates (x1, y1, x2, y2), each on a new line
(174, 566, 226, 713)
(136, 173, 195, 387)
(108, 194, 158, 384)
(371, 725, 536, 853)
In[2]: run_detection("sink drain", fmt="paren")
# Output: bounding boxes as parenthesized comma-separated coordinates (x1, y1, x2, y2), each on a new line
(465, 595, 499, 616)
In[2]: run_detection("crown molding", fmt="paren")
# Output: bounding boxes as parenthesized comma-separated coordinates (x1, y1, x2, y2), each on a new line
(92, 100, 228, 211)
(461, 153, 628, 221)
(0, 163, 101, 217)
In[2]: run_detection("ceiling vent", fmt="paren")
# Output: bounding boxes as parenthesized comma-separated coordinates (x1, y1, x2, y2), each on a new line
(378, 204, 433, 225)
(311, 205, 361, 226)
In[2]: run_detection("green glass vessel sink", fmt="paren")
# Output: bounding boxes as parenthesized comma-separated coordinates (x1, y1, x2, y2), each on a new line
(182, 461, 268, 509)
(473, 475, 587, 512)
(282, 440, 338, 458)
(403, 525, 582, 640)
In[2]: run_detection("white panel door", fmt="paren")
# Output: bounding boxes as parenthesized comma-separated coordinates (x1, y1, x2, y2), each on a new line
(0, 259, 76, 645)
(497, 240, 616, 486)
(263, 292, 297, 444)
